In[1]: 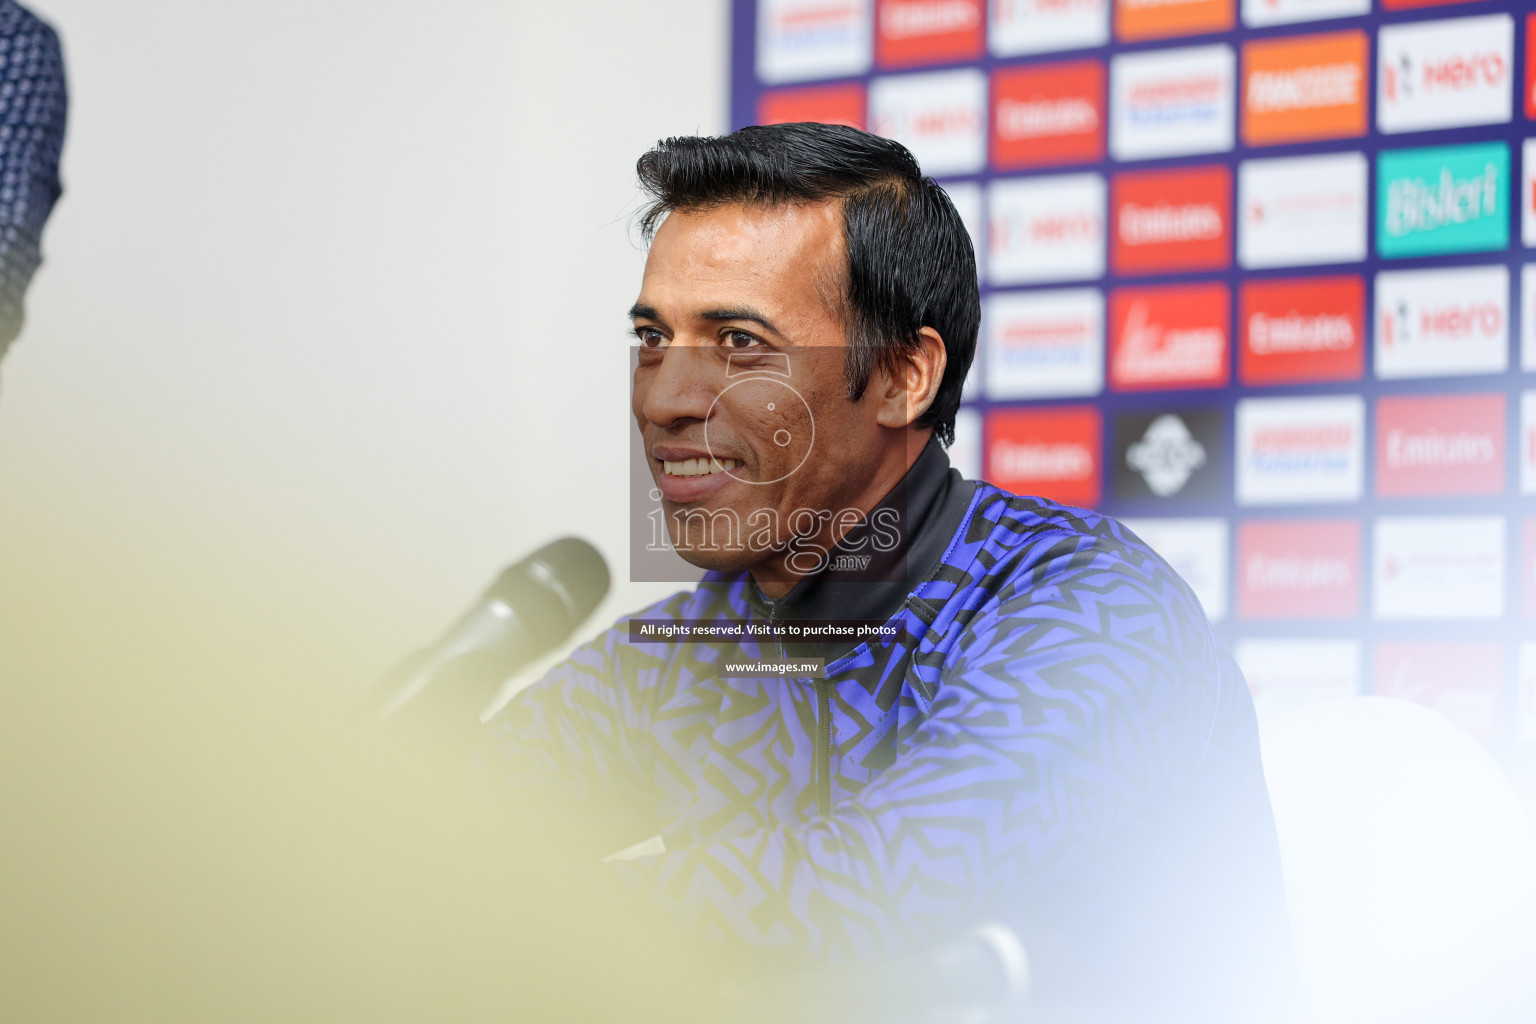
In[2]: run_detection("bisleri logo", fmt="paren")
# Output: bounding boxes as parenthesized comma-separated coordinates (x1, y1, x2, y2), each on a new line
(1377, 143, 1510, 258)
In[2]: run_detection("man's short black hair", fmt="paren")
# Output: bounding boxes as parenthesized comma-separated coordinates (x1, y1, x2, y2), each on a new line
(635, 122, 979, 447)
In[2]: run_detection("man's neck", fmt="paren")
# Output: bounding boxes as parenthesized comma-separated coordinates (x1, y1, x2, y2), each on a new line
(751, 429, 932, 600)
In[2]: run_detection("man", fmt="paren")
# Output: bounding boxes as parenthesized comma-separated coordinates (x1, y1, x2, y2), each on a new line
(483, 123, 1296, 1020)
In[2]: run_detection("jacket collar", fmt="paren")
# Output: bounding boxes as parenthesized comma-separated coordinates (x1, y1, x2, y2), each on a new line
(743, 437, 977, 652)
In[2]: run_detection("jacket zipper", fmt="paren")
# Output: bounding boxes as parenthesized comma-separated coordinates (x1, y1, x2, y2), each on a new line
(769, 602, 832, 817)
(814, 678, 832, 816)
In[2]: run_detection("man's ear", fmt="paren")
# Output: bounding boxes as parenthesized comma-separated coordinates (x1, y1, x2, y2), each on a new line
(875, 327, 947, 430)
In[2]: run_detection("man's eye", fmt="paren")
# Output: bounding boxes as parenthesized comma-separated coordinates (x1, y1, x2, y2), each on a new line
(635, 327, 667, 348)
(724, 331, 763, 349)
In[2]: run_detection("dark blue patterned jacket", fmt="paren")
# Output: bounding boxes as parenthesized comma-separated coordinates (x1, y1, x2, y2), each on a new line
(485, 441, 1295, 1015)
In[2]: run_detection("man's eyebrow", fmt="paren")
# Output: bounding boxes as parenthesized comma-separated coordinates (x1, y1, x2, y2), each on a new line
(699, 306, 784, 336)
(628, 303, 662, 322)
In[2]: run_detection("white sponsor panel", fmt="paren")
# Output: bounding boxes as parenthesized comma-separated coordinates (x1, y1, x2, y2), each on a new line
(1235, 639, 1360, 718)
(1520, 644, 1536, 743)
(1373, 516, 1505, 620)
(757, 0, 873, 84)
(1377, 15, 1515, 135)
(1525, 139, 1536, 251)
(1241, 0, 1368, 29)
(870, 69, 987, 177)
(1110, 45, 1236, 162)
(984, 288, 1103, 399)
(941, 180, 984, 283)
(1120, 517, 1228, 621)
(950, 406, 982, 481)
(987, 173, 1106, 285)
(1524, 264, 1536, 373)
(1523, 391, 1536, 496)
(1374, 265, 1509, 380)
(1236, 395, 1365, 506)
(1238, 153, 1367, 269)
(989, 0, 1108, 58)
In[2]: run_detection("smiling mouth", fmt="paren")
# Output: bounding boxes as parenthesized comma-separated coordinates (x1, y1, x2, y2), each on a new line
(662, 457, 742, 477)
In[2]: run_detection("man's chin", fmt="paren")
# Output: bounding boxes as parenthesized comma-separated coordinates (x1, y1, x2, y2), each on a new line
(667, 542, 758, 575)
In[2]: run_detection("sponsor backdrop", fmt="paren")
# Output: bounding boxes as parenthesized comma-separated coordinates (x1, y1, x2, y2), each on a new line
(733, 0, 1536, 747)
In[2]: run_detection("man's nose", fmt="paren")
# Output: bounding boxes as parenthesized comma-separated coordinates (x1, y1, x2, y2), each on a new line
(640, 346, 718, 429)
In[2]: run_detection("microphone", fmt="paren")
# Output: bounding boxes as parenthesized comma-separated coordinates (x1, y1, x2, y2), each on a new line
(370, 537, 610, 722)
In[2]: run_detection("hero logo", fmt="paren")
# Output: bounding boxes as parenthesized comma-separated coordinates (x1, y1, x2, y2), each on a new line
(1109, 283, 1229, 391)
(757, 0, 873, 84)
(983, 288, 1104, 400)
(1237, 520, 1360, 619)
(1374, 265, 1508, 379)
(990, 60, 1104, 169)
(990, 0, 1109, 58)
(1112, 165, 1230, 275)
(1110, 45, 1235, 161)
(1240, 0, 1370, 31)
(1377, 393, 1505, 497)
(1238, 152, 1367, 269)
(876, 0, 983, 67)
(987, 172, 1106, 285)
(1525, 138, 1536, 250)
(1236, 394, 1364, 506)
(1378, 15, 1514, 134)
(869, 69, 986, 176)
(1239, 276, 1364, 386)
(1374, 516, 1505, 621)
(985, 405, 1101, 507)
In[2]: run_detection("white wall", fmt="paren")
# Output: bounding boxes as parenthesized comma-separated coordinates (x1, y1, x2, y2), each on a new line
(0, 1, 725, 687)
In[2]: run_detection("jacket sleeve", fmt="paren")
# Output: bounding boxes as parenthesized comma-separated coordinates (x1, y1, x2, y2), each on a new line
(609, 532, 1224, 959)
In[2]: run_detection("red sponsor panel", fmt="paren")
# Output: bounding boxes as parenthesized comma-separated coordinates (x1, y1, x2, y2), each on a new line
(876, 0, 984, 68)
(1523, 517, 1536, 618)
(1529, 15, 1536, 122)
(758, 83, 866, 128)
(1237, 519, 1360, 619)
(985, 406, 1101, 508)
(1109, 282, 1230, 392)
(1374, 642, 1504, 740)
(1239, 276, 1364, 386)
(991, 61, 1105, 171)
(1376, 393, 1506, 498)
(1111, 165, 1231, 276)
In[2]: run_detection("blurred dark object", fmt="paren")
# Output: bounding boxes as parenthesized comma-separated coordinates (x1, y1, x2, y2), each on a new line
(0, 0, 65, 369)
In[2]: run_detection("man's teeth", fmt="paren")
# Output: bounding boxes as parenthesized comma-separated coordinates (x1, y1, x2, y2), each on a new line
(663, 457, 740, 477)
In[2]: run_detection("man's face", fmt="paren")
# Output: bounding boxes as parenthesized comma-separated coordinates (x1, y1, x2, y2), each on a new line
(631, 202, 897, 580)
